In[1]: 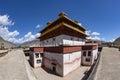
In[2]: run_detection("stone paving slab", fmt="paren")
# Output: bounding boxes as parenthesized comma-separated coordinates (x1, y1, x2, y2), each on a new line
(33, 66, 90, 80)
(0, 49, 37, 80)
(95, 47, 120, 80)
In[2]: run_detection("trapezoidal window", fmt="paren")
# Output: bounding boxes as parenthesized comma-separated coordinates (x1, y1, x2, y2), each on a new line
(35, 53, 39, 58)
(83, 51, 86, 56)
(71, 37, 73, 40)
(86, 58, 90, 62)
(40, 53, 43, 57)
(53, 38, 55, 41)
(36, 59, 41, 63)
(88, 51, 92, 56)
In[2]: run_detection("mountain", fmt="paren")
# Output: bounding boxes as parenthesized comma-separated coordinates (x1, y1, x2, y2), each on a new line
(0, 37, 16, 49)
(114, 37, 120, 45)
(21, 39, 40, 47)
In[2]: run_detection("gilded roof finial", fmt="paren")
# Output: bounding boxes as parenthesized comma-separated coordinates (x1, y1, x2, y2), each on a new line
(47, 21, 51, 25)
(58, 12, 67, 17)
(74, 20, 78, 23)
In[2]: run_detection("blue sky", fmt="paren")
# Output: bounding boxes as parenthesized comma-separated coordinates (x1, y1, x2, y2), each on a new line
(0, 0, 120, 44)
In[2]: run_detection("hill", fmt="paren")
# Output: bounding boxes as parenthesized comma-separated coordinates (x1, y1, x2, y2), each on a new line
(114, 37, 120, 45)
(20, 39, 40, 47)
(0, 37, 16, 49)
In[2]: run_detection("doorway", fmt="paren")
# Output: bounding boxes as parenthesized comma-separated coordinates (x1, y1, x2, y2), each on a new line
(53, 66, 56, 72)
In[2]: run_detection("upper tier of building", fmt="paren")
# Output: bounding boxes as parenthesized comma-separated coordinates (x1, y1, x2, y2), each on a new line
(39, 12, 88, 41)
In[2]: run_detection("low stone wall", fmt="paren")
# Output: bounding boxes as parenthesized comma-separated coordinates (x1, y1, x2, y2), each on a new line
(0, 50, 8, 57)
(81, 47, 102, 80)
(87, 51, 101, 80)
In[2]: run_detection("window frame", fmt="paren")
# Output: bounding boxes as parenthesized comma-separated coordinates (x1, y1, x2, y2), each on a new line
(88, 51, 92, 56)
(83, 51, 86, 56)
(35, 53, 40, 58)
(36, 59, 41, 63)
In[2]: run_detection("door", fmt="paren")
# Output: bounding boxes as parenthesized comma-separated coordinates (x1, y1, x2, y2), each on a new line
(53, 66, 56, 72)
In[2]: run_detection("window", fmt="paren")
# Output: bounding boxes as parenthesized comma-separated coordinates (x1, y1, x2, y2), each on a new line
(53, 38, 55, 41)
(40, 53, 43, 57)
(86, 58, 90, 62)
(88, 51, 91, 56)
(46, 40, 49, 42)
(35, 53, 39, 58)
(71, 37, 73, 40)
(36, 59, 41, 63)
(83, 51, 86, 56)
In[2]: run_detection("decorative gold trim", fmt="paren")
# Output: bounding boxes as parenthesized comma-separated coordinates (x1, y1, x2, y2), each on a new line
(40, 15, 86, 34)
(63, 23, 87, 35)
(40, 22, 87, 37)
(40, 23, 63, 37)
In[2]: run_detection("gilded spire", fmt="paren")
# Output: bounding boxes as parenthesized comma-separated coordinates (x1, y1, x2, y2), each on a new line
(58, 12, 67, 17)
(47, 21, 51, 25)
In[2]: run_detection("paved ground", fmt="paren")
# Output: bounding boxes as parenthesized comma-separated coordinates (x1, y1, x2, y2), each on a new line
(95, 47, 120, 80)
(33, 65, 90, 80)
(0, 49, 37, 80)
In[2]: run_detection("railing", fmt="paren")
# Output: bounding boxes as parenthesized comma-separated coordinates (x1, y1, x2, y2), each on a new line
(87, 51, 101, 80)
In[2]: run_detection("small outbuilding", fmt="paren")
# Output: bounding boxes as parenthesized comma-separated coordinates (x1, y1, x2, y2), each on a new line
(81, 45, 98, 66)
(29, 47, 44, 68)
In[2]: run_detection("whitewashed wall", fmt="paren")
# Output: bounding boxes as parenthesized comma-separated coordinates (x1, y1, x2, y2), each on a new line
(81, 50, 93, 66)
(63, 51, 81, 76)
(92, 48, 98, 61)
(29, 51, 34, 67)
(44, 52, 63, 76)
(81, 48, 98, 66)
(30, 51, 42, 68)
(34, 52, 42, 68)
(40, 34, 85, 47)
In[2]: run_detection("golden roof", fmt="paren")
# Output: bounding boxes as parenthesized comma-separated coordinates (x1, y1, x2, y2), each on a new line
(40, 12, 87, 37)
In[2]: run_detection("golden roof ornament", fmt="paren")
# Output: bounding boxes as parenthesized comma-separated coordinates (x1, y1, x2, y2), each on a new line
(58, 12, 67, 17)
(47, 21, 51, 25)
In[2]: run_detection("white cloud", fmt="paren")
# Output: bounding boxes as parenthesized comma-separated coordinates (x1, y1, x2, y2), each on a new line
(78, 23, 82, 26)
(0, 15, 14, 26)
(109, 39, 115, 42)
(85, 30, 91, 36)
(35, 24, 41, 28)
(86, 30, 101, 40)
(8, 30, 19, 37)
(87, 36, 101, 40)
(91, 32, 100, 36)
(0, 27, 19, 40)
(9, 32, 40, 44)
(0, 26, 40, 44)
(0, 14, 40, 44)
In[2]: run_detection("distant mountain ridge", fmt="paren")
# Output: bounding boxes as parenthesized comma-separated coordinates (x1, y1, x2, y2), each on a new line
(0, 36, 16, 48)
(114, 37, 120, 45)
(20, 39, 40, 47)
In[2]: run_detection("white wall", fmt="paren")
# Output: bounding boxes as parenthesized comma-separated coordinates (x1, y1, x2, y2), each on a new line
(34, 52, 42, 68)
(30, 51, 43, 68)
(44, 52, 63, 76)
(81, 48, 98, 66)
(40, 34, 85, 47)
(63, 51, 81, 76)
